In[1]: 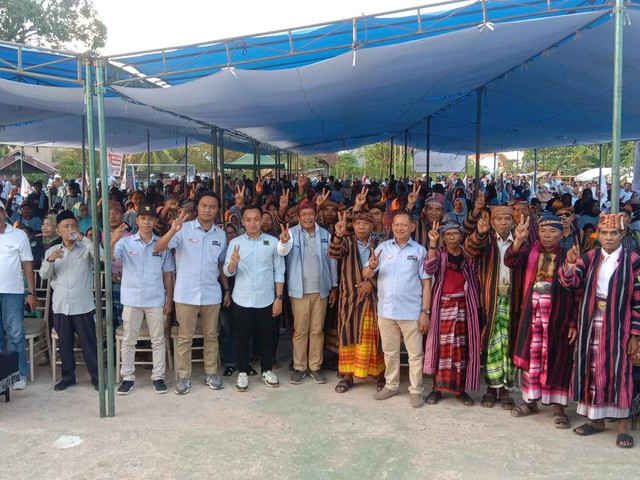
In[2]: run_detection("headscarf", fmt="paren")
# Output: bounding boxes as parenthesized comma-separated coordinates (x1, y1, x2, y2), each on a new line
(42, 213, 61, 250)
(73, 202, 93, 235)
(443, 197, 468, 224)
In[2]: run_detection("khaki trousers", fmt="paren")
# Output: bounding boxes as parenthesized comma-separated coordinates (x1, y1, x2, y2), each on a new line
(175, 302, 220, 379)
(121, 306, 166, 381)
(378, 317, 424, 394)
(290, 293, 327, 372)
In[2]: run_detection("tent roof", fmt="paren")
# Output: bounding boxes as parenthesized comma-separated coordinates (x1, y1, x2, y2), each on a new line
(1, 1, 639, 156)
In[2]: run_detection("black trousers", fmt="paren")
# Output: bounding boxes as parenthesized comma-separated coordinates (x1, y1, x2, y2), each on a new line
(53, 311, 98, 384)
(234, 304, 276, 374)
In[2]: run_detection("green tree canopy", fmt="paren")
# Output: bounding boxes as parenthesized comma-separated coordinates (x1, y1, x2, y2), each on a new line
(0, 0, 107, 50)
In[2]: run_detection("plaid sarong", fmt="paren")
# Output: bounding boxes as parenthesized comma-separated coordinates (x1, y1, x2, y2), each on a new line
(338, 303, 385, 379)
(485, 293, 516, 388)
(434, 294, 468, 394)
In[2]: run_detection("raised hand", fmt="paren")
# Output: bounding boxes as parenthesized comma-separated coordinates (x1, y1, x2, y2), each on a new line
(315, 188, 331, 209)
(367, 246, 382, 270)
(111, 222, 128, 244)
(279, 188, 290, 211)
(407, 182, 421, 209)
(279, 223, 291, 244)
(171, 210, 189, 233)
(428, 221, 441, 247)
(514, 215, 530, 242)
(474, 190, 486, 214)
(47, 248, 64, 263)
(234, 185, 246, 207)
(567, 242, 580, 264)
(477, 210, 491, 236)
(334, 211, 348, 237)
(230, 244, 241, 265)
(354, 186, 369, 209)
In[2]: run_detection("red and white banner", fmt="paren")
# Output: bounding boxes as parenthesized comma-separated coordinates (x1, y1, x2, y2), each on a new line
(107, 152, 124, 177)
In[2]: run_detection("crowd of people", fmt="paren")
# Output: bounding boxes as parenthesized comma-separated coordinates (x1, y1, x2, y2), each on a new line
(1, 169, 639, 449)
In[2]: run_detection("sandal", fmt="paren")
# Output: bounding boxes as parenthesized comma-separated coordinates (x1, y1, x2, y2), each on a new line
(334, 379, 354, 393)
(499, 395, 515, 410)
(553, 413, 570, 429)
(572, 423, 605, 436)
(222, 366, 236, 377)
(616, 433, 634, 449)
(376, 377, 386, 392)
(456, 391, 475, 407)
(426, 390, 442, 405)
(481, 393, 497, 408)
(511, 403, 539, 418)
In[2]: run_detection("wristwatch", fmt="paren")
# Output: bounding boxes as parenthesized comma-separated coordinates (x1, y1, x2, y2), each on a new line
(422, 308, 431, 315)
(27, 290, 36, 296)
(276, 295, 283, 300)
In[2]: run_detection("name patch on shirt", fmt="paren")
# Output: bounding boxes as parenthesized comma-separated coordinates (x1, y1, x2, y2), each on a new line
(212, 240, 221, 246)
(321, 239, 328, 244)
(152, 251, 162, 257)
(188, 238, 199, 243)
(263, 240, 270, 246)
(128, 250, 139, 256)
(406, 254, 419, 261)
(385, 254, 393, 259)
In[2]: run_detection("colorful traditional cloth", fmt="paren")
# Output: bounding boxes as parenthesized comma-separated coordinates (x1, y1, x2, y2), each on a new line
(485, 293, 516, 388)
(433, 294, 468, 393)
(338, 303, 385, 379)
(521, 292, 569, 406)
(576, 309, 630, 420)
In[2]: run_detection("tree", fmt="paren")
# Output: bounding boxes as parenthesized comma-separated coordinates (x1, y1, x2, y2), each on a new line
(0, 0, 107, 50)
(332, 152, 361, 179)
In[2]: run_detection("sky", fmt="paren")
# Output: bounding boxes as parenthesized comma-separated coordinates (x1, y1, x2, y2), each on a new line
(93, 0, 443, 55)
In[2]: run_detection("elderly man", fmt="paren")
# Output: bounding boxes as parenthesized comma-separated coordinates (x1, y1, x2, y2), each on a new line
(363, 210, 432, 408)
(155, 191, 231, 395)
(111, 204, 175, 395)
(277, 199, 338, 385)
(0, 203, 38, 390)
(560, 213, 640, 448)
(40, 210, 103, 391)
(224, 205, 285, 392)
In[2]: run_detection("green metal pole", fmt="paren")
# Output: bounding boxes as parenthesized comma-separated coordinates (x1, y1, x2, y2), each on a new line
(610, 0, 624, 214)
(95, 60, 116, 417)
(219, 129, 225, 220)
(84, 60, 106, 418)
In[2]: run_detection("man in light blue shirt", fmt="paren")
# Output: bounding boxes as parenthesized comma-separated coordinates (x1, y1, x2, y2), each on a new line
(155, 192, 231, 395)
(364, 210, 432, 408)
(224, 205, 285, 392)
(112, 204, 175, 395)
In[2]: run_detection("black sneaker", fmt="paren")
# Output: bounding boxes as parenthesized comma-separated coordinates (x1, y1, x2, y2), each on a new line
(117, 380, 135, 395)
(222, 366, 236, 377)
(309, 370, 327, 384)
(54, 380, 76, 391)
(289, 370, 307, 385)
(152, 379, 168, 394)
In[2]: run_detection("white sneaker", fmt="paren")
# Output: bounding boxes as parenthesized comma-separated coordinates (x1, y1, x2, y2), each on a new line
(235, 372, 249, 392)
(261, 370, 279, 388)
(13, 377, 27, 390)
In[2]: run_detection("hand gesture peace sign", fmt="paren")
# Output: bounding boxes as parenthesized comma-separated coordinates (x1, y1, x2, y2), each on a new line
(230, 244, 241, 265)
(567, 242, 581, 264)
(354, 186, 369, 209)
(171, 210, 190, 233)
(367, 246, 382, 270)
(474, 190, 486, 214)
(315, 188, 331, 209)
(111, 222, 128, 244)
(514, 215, 530, 242)
(428, 221, 441, 247)
(279, 188, 290, 211)
(234, 185, 246, 207)
(279, 223, 291, 244)
(334, 211, 348, 237)
(477, 210, 491, 236)
(407, 182, 422, 207)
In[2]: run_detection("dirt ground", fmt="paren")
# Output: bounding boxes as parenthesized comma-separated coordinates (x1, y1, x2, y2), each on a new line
(1, 344, 638, 480)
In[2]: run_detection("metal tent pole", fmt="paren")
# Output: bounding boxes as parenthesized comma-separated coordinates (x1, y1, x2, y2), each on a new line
(146, 129, 151, 188)
(95, 59, 115, 417)
(84, 60, 106, 417)
(610, 0, 624, 214)
(403, 130, 408, 179)
(598, 144, 603, 204)
(426, 117, 431, 182)
(219, 129, 225, 220)
(533, 149, 538, 194)
(212, 128, 218, 191)
(389, 138, 394, 179)
(184, 137, 188, 184)
(81, 116, 87, 201)
(493, 153, 497, 181)
(475, 87, 483, 199)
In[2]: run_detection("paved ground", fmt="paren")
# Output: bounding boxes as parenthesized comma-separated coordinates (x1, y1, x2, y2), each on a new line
(1, 350, 638, 479)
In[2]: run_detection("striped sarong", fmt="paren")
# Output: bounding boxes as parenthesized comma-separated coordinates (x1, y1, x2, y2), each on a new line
(522, 292, 569, 406)
(485, 293, 516, 388)
(434, 294, 468, 394)
(338, 303, 385, 379)
(576, 308, 630, 420)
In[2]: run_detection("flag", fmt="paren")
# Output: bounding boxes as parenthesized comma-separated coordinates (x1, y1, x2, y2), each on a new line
(20, 175, 31, 198)
(598, 168, 608, 208)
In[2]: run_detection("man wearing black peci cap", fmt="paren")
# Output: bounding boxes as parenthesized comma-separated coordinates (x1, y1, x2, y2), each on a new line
(111, 203, 175, 395)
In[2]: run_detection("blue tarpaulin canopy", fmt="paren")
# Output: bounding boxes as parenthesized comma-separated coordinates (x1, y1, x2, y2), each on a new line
(0, 1, 638, 155)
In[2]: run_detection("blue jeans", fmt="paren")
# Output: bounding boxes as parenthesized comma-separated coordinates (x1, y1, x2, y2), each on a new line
(0, 293, 28, 378)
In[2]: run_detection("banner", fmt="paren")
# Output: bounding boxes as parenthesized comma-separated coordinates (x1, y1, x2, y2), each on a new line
(107, 152, 124, 177)
(412, 151, 466, 173)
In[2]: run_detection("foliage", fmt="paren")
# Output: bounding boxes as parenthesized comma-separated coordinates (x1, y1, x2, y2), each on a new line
(25, 172, 48, 185)
(331, 152, 360, 179)
(0, 145, 8, 158)
(0, 0, 107, 50)
(52, 148, 83, 181)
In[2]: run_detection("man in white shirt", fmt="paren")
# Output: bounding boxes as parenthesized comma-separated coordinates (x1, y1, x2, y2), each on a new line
(0, 203, 38, 390)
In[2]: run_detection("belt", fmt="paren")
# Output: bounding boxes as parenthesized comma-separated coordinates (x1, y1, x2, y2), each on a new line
(497, 284, 510, 296)
(595, 297, 607, 312)
(112, 276, 122, 284)
(532, 281, 552, 294)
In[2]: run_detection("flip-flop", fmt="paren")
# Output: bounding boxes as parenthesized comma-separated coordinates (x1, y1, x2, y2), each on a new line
(376, 377, 386, 392)
(499, 395, 515, 410)
(481, 393, 497, 408)
(572, 423, 606, 436)
(553, 413, 570, 429)
(511, 403, 539, 418)
(426, 390, 442, 405)
(456, 391, 475, 407)
(334, 379, 353, 393)
(616, 433, 634, 449)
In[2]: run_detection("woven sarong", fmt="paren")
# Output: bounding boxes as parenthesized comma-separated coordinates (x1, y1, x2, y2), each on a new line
(338, 303, 385, 379)
(434, 294, 468, 394)
(485, 293, 516, 388)
(522, 292, 569, 406)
